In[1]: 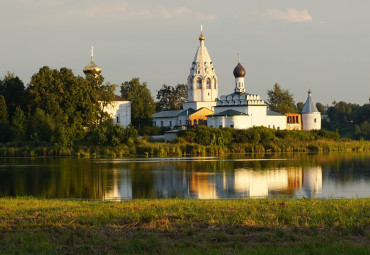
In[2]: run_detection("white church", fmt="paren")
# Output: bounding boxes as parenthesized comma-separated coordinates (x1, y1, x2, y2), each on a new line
(153, 28, 321, 131)
(83, 47, 131, 128)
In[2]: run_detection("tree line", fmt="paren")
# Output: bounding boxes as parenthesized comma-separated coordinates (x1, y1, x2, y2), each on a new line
(0, 67, 368, 148)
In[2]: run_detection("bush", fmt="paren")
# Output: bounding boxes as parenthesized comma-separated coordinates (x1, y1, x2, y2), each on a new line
(0, 120, 14, 142)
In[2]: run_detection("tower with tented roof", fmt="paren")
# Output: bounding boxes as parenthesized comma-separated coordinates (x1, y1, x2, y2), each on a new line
(301, 90, 321, 130)
(183, 25, 218, 111)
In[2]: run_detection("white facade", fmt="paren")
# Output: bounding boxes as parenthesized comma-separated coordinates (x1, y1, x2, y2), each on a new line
(153, 29, 218, 128)
(301, 90, 321, 130)
(302, 113, 321, 130)
(207, 61, 287, 131)
(102, 99, 131, 128)
(186, 30, 218, 108)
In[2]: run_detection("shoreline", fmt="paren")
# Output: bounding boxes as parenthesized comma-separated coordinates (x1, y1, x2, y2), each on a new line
(1, 139, 370, 158)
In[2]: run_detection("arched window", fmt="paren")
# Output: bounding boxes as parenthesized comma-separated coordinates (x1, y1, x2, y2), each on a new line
(206, 78, 211, 89)
(197, 78, 202, 89)
(214, 81, 217, 89)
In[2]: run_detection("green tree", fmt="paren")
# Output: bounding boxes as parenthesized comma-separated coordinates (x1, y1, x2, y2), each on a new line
(296, 102, 304, 112)
(156, 84, 188, 111)
(12, 106, 26, 139)
(0, 72, 25, 120)
(26, 108, 56, 144)
(120, 78, 156, 129)
(316, 103, 326, 114)
(0, 95, 7, 121)
(26, 66, 115, 143)
(266, 83, 297, 113)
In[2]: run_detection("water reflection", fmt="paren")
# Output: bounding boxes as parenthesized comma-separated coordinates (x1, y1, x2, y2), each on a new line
(0, 152, 369, 200)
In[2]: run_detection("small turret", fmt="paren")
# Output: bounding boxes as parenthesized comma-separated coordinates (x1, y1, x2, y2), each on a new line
(233, 53, 246, 93)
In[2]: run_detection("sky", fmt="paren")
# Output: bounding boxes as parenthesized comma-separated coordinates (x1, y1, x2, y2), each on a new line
(0, 0, 369, 105)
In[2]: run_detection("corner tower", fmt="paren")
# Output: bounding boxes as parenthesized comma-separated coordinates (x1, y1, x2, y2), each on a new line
(302, 90, 321, 130)
(184, 26, 218, 111)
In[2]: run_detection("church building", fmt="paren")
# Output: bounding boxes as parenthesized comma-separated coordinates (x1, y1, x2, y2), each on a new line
(83, 47, 131, 128)
(153, 28, 321, 131)
(153, 27, 217, 128)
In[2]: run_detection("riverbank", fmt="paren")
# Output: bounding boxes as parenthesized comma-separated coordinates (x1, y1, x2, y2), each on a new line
(0, 198, 368, 254)
(1, 139, 370, 158)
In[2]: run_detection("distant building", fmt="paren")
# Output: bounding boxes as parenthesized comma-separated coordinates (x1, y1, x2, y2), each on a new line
(153, 28, 217, 128)
(301, 90, 321, 130)
(286, 113, 302, 130)
(207, 58, 287, 130)
(83, 47, 131, 128)
(153, 28, 321, 131)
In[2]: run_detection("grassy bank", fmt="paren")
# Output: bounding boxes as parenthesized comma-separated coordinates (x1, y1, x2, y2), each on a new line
(0, 198, 369, 254)
(1, 139, 370, 158)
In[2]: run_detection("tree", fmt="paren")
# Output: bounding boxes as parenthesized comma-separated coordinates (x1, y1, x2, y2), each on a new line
(12, 106, 26, 139)
(316, 103, 326, 114)
(266, 83, 297, 113)
(156, 84, 188, 111)
(296, 102, 304, 112)
(120, 78, 156, 128)
(26, 66, 115, 135)
(0, 72, 25, 121)
(0, 95, 7, 121)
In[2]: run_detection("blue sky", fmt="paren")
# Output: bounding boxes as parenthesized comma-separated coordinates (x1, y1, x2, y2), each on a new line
(1, 0, 369, 105)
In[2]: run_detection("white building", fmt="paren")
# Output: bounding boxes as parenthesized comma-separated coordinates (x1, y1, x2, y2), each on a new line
(83, 47, 131, 128)
(153, 29, 321, 132)
(207, 58, 287, 130)
(153, 28, 218, 127)
(302, 90, 321, 130)
(183, 28, 218, 111)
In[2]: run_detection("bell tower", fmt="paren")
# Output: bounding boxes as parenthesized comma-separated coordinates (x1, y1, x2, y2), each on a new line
(184, 26, 218, 111)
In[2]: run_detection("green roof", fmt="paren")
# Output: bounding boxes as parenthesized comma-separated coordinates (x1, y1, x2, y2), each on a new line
(208, 109, 248, 117)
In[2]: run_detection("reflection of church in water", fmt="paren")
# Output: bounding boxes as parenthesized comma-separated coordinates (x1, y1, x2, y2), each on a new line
(102, 165, 322, 200)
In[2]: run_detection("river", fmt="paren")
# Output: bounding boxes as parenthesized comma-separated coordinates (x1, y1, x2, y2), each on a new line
(0, 152, 369, 200)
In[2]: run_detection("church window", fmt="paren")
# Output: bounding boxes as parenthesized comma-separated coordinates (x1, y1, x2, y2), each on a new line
(161, 121, 164, 127)
(206, 78, 211, 89)
(170, 121, 172, 127)
(180, 120, 182, 125)
(116, 116, 120, 123)
(230, 124, 234, 128)
(296, 116, 299, 123)
(197, 79, 202, 89)
(214, 82, 217, 89)
(314, 118, 317, 123)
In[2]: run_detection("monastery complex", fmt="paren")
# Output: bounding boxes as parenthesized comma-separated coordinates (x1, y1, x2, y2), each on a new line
(153, 28, 321, 132)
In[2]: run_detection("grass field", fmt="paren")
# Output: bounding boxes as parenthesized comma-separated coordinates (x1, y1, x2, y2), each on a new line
(0, 198, 369, 254)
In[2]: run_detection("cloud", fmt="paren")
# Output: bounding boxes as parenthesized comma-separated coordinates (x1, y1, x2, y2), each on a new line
(9, 0, 216, 24)
(160, 7, 217, 21)
(63, 2, 153, 21)
(257, 8, 313, 23)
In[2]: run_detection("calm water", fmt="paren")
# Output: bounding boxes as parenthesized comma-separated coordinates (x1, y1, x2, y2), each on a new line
(0, 152, 369, 200)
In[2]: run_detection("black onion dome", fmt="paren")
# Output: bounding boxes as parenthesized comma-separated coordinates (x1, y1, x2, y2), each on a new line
(233, 63, 246, 78)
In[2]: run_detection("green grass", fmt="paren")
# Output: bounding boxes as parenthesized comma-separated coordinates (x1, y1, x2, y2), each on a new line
(0, 198, 369, 254)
